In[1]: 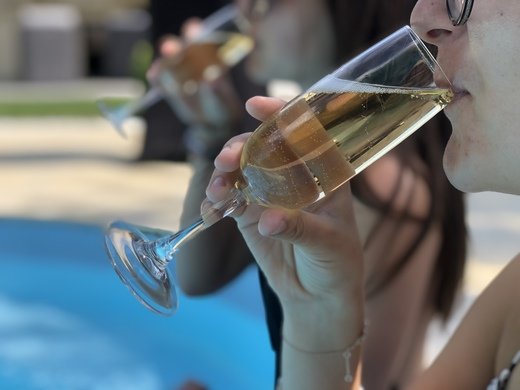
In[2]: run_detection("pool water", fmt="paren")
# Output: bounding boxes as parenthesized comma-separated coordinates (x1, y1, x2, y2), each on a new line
(0, 219, 274, 390)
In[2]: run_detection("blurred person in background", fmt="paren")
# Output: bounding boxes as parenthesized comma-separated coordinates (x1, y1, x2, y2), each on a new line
(154, 0, 468, 389)
(140, 0, 221, 161)
(141, 0, 265, 161)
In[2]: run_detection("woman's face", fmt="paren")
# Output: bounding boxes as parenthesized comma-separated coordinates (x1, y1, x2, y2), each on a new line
(412, 0, 520, 194)
(237, 0, 336, 88)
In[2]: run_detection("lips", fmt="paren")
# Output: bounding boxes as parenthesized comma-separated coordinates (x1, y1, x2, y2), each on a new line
(448, 80, 470, 102)
(443, 87, 470, 120)
(436, 75, 469, 103)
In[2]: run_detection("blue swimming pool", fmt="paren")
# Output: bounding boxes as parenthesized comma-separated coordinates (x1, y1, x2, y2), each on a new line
(0, 219, 274, 390)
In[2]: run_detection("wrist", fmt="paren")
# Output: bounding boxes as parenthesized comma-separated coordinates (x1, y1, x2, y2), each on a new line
(281, 326, 365, 385)
(279, 305, 366, 389)
(282, 290, 364, 353)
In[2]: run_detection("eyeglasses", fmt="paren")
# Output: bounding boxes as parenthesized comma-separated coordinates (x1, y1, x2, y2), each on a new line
(243, 0, 475, 26)
(447, 0, 474, 26)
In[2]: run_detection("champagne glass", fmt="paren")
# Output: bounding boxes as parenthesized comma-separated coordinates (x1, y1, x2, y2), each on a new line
(105, 26, 453, 315)
(97, 4, 253, 136)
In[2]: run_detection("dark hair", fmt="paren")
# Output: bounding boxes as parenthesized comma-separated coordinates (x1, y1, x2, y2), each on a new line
(326, 0, 467, 320)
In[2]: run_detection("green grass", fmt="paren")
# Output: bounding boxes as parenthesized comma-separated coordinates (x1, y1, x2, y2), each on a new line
(0, 98, 131, 117)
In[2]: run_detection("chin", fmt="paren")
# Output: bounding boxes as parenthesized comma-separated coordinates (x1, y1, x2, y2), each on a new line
(443, 153, 516, 194)
(443, 149, 480, 193)
(444, 170, 477, 193)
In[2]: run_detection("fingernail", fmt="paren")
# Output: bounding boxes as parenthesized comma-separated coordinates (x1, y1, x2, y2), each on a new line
(267, 219, 287, 236)
(215, 146, 228, 161)
(210, 175, 226, 190)
(222, 142, 233, 151)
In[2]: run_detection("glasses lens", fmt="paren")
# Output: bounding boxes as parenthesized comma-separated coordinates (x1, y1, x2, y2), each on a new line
(447, 0, 464, 23)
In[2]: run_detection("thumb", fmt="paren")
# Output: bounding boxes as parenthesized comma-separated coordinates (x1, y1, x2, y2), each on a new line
(258, 208, 340, 253)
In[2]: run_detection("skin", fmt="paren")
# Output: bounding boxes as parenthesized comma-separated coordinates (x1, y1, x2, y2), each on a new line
(407, 0, 520, 386)
(412, 1, 520, 194)
(238, 0, 336, 87)
(201, 0, 520, 388)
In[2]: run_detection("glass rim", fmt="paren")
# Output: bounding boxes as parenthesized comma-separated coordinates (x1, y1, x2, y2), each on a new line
(405, 25, 452, 89)
(307, 25, 454, 94)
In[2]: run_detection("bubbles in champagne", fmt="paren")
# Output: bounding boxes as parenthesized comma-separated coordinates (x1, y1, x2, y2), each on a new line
(239, 78, 451, 210)
(311, 74, 446, 96)
(240, 95, 356, 209)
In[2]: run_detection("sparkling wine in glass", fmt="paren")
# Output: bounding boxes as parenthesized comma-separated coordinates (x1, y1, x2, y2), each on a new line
(105, 26, 453, 315)
(97, 4, 253, 135)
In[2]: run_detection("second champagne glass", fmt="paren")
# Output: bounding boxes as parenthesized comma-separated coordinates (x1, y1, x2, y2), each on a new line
(105, 26, 453, 315)
(97, 4, 254, 135)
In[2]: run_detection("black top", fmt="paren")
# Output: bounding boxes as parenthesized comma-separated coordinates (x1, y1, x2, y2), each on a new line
(258, 269, 283, 384)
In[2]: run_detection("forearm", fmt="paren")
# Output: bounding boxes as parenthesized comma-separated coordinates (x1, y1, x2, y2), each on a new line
(176, 156, 251, 294)
(179, 156, 214, 224)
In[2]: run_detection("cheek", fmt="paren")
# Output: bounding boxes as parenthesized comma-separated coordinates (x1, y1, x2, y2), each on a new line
(446, 25, 515, 171)
(443, 105, 488, 182)
(473, 17, 520, 126)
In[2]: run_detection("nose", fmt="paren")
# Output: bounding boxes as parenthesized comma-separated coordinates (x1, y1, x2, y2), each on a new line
(411, 0, 454, 45)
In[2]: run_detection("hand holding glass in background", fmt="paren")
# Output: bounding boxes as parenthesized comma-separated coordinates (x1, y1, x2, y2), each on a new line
(104, 26, 452, 315)
(97, 4, 253, 136)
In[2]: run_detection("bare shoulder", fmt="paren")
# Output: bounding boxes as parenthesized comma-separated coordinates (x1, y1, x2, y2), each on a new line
(410, 254, 520, 389)
(507, 253, 520, 275)
(482, 254, 520, 385)
(455, 253, 520, 340)
(488, 254, 520, 299)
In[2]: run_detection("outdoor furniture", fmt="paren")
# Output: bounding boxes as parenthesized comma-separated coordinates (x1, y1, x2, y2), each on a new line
(18, 4, 86, 81)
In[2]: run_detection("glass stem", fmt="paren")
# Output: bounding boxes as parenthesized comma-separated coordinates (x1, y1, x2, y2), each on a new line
(121, 87, 163, 120)
(196, 4, 236, 41)
(147, 188, 247, 270)
(98, 87, 163, 137)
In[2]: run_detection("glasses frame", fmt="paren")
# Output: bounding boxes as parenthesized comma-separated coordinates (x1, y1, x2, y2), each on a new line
(447, 0, 474, 26)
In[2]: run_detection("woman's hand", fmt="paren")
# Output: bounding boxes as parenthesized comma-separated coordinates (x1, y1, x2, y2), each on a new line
(206, 96, 365, 350)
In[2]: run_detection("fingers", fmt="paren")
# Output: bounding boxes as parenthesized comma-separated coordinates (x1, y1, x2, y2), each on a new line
(257, 184, 360, 252)
(245, 96, 286, 121)
(258, 208, 338, 250)
(214, 133, 251, 171)
(205, 133, 251, 203)
(158, 35, 183, 58)
(205, 174, 231, 206)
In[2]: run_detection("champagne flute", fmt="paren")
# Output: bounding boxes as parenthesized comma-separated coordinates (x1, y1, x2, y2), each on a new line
(97, 4, 253, 136)
(105, 26, 453, 315)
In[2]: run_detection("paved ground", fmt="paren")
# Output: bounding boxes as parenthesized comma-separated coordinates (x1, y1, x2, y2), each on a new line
(1, 113, 519, 367)
(0, 116, 189, 231)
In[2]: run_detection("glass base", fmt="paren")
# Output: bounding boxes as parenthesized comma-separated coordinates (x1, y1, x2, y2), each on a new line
(96, 100, 127, 137)
(105, 221, 177, 316)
